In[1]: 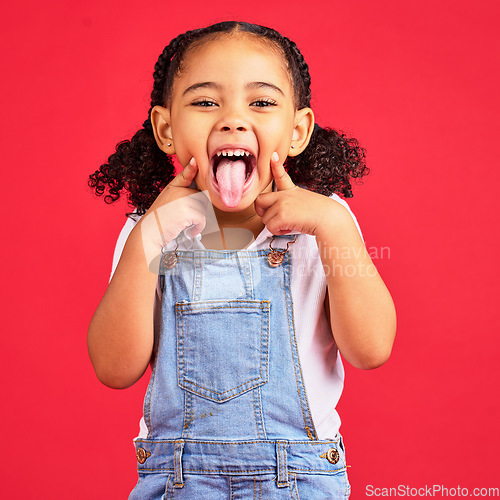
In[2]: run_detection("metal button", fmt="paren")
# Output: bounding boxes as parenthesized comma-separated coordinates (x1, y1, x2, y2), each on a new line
(136, 447, 151, 464)
(326, 448, 340, 464)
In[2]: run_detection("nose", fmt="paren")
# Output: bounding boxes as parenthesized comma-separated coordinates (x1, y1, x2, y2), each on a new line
(215, 105, 249, 132)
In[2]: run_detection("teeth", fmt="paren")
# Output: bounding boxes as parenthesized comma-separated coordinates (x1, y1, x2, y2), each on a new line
(215, 149, 252, 158)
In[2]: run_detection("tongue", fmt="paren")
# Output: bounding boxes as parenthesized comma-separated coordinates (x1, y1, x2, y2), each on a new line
(216, 158, 246, 208)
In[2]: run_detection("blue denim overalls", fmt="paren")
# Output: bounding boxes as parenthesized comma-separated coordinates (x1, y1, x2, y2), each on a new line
(129, 234, 350, 499)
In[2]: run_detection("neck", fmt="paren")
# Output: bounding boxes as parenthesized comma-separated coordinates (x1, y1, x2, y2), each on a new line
(199, 204, 265, 250)
(214, 204, 259, 227)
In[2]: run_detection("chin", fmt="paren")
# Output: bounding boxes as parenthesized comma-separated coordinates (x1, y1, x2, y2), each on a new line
(212, 194, 255, 213)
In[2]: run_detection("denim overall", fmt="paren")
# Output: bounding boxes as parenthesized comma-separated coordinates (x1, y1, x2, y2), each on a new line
(129, 235, 350, 499)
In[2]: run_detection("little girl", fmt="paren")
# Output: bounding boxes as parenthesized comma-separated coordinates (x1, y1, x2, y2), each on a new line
(88, 21, 396, 499)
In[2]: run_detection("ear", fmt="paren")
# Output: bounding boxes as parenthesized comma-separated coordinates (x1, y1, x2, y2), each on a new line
(150, 105, 175, 154)
(288, 107, 314, 157)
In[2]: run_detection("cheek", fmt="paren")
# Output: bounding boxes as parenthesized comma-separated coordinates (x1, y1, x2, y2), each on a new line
(173, 129, 209, 167)
(256, 163, 273, 188)
(259, 115, 294, 146)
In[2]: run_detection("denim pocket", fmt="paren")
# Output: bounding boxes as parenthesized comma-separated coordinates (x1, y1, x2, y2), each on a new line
(176, 299, 270, 403)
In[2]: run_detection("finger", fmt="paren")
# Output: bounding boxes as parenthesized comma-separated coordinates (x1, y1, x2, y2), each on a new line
(260, 204, 294, 235)
(271, 152, 295, 191)
(254, 191, 279, 216)
(258, 200, 279, 226)
(169, 157, 199, 188)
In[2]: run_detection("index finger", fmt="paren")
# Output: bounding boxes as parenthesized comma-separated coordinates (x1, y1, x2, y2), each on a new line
(271, 152, 295, 191)
(169, 157, 199, 188)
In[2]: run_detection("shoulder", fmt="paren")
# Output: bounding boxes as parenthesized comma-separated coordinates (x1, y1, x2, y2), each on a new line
(328, 193, 364, 242)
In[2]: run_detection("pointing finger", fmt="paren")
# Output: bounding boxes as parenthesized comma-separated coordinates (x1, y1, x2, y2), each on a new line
(271, 152, 295, 191)
(170, 157, 199, 187)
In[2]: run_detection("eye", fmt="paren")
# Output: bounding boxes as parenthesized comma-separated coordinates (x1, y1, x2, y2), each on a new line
(251, 99, 277, 107)
(191, 99, 218, 107)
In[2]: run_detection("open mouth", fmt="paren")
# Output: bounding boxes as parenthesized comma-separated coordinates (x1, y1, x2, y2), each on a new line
(210, 148, 257, 208)
(211, 149, 256, 184)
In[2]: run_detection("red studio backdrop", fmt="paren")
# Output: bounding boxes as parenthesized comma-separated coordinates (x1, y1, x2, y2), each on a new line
(1, 0, 499, 498)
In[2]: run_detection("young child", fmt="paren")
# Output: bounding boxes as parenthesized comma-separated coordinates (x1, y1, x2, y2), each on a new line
(88, 21, 396, 499)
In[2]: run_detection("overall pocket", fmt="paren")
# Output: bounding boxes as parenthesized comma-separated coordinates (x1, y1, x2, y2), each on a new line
(176, 299, 270, 403)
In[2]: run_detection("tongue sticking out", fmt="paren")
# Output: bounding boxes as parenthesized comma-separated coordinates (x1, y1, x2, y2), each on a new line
(215, 158, 247, 208)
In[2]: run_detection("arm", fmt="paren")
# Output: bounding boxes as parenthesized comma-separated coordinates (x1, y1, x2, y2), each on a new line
(87, 224, 159, 389)
(256, 155, 396, 371)
(87, 158, 204, 388)
(316, 202, 396, 369)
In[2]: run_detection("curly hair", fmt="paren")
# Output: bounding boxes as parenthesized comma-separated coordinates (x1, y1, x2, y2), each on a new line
(88, 21, 369, 218)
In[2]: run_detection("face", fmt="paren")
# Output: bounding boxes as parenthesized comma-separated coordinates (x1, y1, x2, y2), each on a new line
(165, 34, 300, 212)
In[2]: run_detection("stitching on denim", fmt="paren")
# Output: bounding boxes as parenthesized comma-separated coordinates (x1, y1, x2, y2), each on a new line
(182, 391, 194, 436)
(176, 307, 188, 436)
(282, 444, 286, 486)
(230, 476, 233, 500)
(261, 302, 270, 386)
(282, 256, 312, 440)
(183, 375, 263, 394)
(177, 301, 269, 312)
(180, 382, 264, 402)
(193, 252, 202, 302)
(176, 300, 270, 402)
(139, 467, 277, 473)
(291, 247, 319, 440)
(238, 252, 254, 300)
(143, 364, 154, 438)
(164, 473, 171, 499)
(345, 482, 351, 499)
(135, 438, 340, 446)
(178, 307, 263, 313)
(247, 254, 255, 300)
(137, 467, 346, 474)
(143, 330, 163, 438)
(283, 255, 318, 441)
(174, 250, 271, 261)
(173, 440, 184, 488)
(276, 441, 289, 487)
(257, 301, 271, 439)
(252, 388, 267, 439)
(288, 467, 347, 473)
(292, 473, 300, 500)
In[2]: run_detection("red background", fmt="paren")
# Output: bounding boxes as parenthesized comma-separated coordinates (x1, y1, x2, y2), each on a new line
(1, 0, 499, 497)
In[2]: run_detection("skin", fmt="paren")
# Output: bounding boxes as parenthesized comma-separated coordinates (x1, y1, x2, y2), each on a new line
(87, 33, 396, 389)
(151, 33, 313, 224)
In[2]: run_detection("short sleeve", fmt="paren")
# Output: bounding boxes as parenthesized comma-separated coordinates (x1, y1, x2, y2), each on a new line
(109, 213, 142, 282)
(329, 193, 364, 242)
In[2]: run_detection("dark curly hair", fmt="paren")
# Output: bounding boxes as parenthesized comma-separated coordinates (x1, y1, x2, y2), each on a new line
(88, 21, 369, 218)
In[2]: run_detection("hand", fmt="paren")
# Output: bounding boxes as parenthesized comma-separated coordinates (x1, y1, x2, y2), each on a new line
(138, 158, 209, 265)
(148, 157, 203, 214)
(254, 152, 332, 236)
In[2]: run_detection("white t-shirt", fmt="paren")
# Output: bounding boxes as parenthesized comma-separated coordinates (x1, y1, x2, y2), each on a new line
(110, 193, 363, 440)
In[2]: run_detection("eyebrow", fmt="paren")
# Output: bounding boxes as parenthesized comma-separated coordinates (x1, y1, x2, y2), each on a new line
(183, 82, 222, 95)
(246, 81, 284, 95)
(182, 81, 284, 96)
